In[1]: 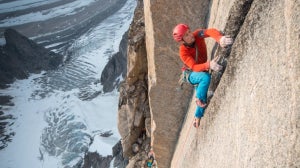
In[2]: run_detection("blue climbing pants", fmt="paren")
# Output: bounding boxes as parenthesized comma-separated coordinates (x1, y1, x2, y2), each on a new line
(188, 72, 211, 118)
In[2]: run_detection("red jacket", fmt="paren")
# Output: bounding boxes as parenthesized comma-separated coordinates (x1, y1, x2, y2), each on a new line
(179, 28, 223, 72)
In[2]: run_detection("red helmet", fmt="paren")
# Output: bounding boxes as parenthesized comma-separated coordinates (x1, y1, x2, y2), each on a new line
(172, 24, 189, 42)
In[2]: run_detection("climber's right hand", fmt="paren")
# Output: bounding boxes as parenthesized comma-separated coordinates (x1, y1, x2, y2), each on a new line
(210, 58, 223, 72)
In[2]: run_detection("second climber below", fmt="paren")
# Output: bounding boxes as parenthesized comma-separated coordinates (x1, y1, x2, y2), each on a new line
(172, 23, 233, 128)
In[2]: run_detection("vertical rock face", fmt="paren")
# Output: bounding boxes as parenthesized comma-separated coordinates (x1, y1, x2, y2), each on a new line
(121, 0, 300, 167)
(171, 0, 300, 167)
(117, 1, 150, 166)
(143, 0, 210, 167)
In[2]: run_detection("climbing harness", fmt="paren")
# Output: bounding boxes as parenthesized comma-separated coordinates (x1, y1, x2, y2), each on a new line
(178, 44, 199, 86)
(146, 148, 157, 168)
(146, 155, 155, 167)
(146, 155, 157, 167)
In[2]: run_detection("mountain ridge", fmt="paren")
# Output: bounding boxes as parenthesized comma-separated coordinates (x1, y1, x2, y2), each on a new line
(0, 28, 63, 150)
(0, 28, 63, 89)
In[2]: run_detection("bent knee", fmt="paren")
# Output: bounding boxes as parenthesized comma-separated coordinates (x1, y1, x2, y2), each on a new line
(202, 73, 211, 83)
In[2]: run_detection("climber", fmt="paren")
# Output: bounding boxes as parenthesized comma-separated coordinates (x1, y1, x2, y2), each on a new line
(172, 23, 233, 128)
(146, 147, 157, 167)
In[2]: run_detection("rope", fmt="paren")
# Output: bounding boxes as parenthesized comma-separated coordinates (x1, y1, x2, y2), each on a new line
(195, 44, 199, 63)
(173, 118, 195, 168)
(173, 45, 199, 167)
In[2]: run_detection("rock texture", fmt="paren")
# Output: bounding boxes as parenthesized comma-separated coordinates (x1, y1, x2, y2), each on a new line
(0, 28, 63, 89)
(117, 0, 151, 167)
(112, 140, 129, 167)
(171, 0, 300, 167)
(82, 152, 113, 168)
(143, 0, 210, 167)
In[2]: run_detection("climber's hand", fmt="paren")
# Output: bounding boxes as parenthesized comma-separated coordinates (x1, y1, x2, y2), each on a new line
(220, 36, 233, 48)
(210, 57, 223, 72)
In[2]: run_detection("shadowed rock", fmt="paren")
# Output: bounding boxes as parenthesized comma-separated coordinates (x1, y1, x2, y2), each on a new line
(0, 28, 63, 89)
(82, 152, 113, 168)
(117, 0, 149, 160)
(112, 140, 129, 168)
(101, 31, 128, 93)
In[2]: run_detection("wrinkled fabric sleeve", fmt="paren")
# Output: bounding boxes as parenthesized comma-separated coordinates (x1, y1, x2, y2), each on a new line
(197, 28, 223, 42)
(180, 49, 210, 72)
(192, 61, 210, 71)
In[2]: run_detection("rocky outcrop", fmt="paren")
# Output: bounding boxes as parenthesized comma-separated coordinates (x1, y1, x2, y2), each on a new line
(82, 152, 113, 168)
(117, 0, 152, 167)
(0, 28, 63, 89)
(112, 140, 129, 167)
(101, 32, 128, 93)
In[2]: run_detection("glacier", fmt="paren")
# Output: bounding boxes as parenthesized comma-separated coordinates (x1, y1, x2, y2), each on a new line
(0, 0, 136, 167)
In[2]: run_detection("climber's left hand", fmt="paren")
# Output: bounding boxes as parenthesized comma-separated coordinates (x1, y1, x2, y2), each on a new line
(220, 36, 233, 48)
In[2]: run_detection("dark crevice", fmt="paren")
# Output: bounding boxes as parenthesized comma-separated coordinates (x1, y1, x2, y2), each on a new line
(209, 0, 254, 96)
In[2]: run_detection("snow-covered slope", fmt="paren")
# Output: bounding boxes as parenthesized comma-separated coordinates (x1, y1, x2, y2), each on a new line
(0, 0, 136, 167)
